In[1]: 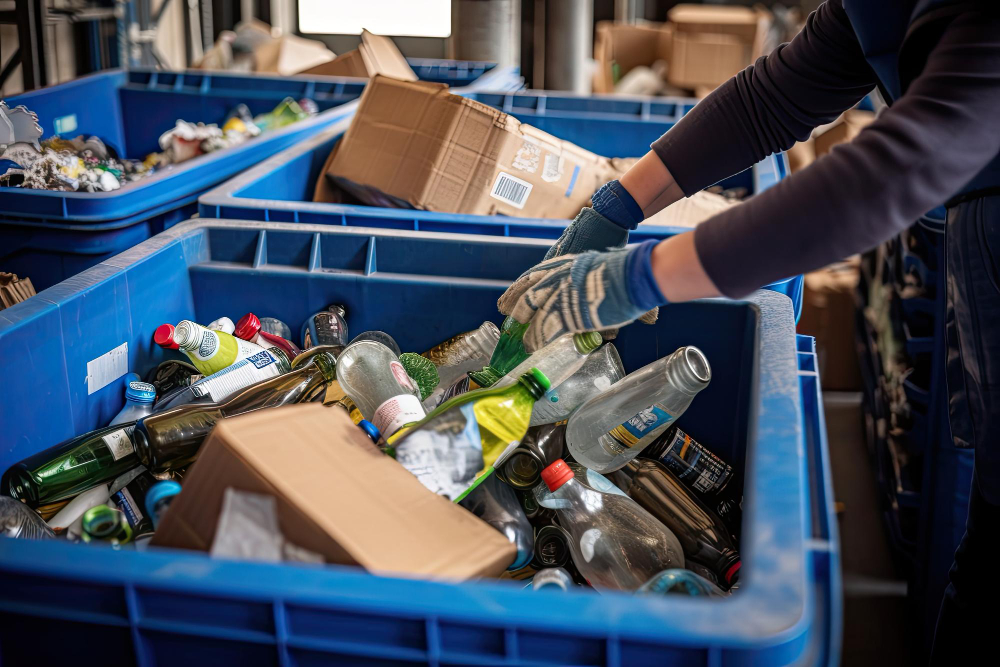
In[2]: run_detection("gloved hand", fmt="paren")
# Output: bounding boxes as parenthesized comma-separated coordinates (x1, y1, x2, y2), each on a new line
(545, 180, 645, 260)
(498, 240, 666, 352)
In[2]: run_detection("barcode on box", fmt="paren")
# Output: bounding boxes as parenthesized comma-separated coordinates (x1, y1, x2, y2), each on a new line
(490, 172, 533, 209)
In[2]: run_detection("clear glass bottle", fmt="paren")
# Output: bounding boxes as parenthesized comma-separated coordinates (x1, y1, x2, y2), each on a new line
(336, 340, 424, 440)
(158, 319, 268, 375)
(134, 351, 337, 473)
(302, 304, 349, 349)
(529, 344, 625, 426)
(539, 459, 685, 592)
(468, 317, 530, 388)
(566, 346, 711, 473)
(109, 373, 157, 426)
(459, 472, 534, 570)
(637, 569, 726, 597)
(421, 321, 500, 409)
(349, 331, 401, 357)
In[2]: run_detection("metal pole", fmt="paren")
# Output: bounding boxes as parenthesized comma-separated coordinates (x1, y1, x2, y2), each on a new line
(450, 0, 519, 68)
(544, 0, 592, 92)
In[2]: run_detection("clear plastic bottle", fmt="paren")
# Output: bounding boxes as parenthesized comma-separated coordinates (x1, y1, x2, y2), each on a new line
(421, 321, 500, 409)
(566, 346, 711, 473)
(637, 569, 726, 597)
(336, 340, 425, 440)
(532, 568, 576, 592)
(534, 461, 630, 509)
(497, 332, 602, 391)
(234, 312, 301, 360)
(259, 316, 293, 341)
(157, 320, 267, 376)
(109, 373, 157, 426)
(301, 304, 349, 350)
(529, 343, 625, 426)
(459, 472, 534, 570)
(539, 459, 685, 592)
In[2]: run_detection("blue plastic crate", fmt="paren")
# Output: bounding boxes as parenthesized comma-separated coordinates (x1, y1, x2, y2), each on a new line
(0, 63, 519, 292)
(0, 219, 837, 666)
(198, 91, 801, 320)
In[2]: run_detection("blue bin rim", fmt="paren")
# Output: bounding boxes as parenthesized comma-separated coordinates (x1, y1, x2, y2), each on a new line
(0, 217, 822, 656)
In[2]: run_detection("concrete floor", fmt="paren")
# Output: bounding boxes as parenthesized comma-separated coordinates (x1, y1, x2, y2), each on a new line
(824, 392, 916, 666)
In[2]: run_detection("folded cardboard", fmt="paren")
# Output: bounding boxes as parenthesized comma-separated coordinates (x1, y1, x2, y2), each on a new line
(0, 272, 35, 310)
(813, 110, 876, 158)
(298, 30, 417, 81)
(798, 260, 863, 391)
(253, 33, 336, 76)
(151, 403, 517, 580)
(592, 21, 673, 94)
(667, 4, 766, 90)
(318, 75, 622, 218)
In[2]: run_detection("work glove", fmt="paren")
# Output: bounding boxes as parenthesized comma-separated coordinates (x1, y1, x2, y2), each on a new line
(498, 240, 665, 353)
(545, 180, 644, 260)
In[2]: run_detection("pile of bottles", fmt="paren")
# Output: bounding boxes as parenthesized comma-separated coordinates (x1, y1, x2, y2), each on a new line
(1, 304, 745, 597)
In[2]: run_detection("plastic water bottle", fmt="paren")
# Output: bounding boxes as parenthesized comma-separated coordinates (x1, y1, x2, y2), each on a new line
(336, 340, 425, 440)
(566, 346, 711, 473)
(528, 343, 625, 426)
(539, 459, 685, 592)
(497, 332, 602, 392)
(234, 312, 301, 360)
(421, 321, 500, 409)
(637, 569, 726, 597)
(109, 373, 157, 426)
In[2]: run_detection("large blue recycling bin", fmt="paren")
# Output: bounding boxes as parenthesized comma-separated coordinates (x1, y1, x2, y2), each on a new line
(0, 63, 521, 292)
(198, 90, 802, 319)
(0, 218, 838, 666)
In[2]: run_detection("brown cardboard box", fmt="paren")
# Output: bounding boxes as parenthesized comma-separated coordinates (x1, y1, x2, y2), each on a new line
(797, 260, 863, 391)
(298, 30, 417, 81)
(813, 110, 876, 157)
(0, 272, 35, 310)
(317, 75, 621, 219)
(253, 33, 336, 76)
(592, 21, 673, 94)
(666, 4, 766, 90)
(151, 403, 516, 580)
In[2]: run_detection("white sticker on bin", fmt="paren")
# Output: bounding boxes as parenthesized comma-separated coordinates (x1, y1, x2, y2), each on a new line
(86, 342, 129, 395)
(490, 172, 532, 209)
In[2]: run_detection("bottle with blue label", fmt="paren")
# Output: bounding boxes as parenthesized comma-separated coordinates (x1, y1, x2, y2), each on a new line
(109, 373, 157, 426)
(565, 346, 711, 474)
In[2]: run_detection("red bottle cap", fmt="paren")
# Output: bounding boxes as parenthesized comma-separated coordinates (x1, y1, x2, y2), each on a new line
(154, 323, 179, 350)
(725, 560, 741, 586)
(234, 313, 261, 341)
(541, 459, 574, 491)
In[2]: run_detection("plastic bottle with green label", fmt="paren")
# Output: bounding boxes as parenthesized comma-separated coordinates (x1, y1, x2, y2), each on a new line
(565, 346, 711, 474)
(155, 319, 267, 376)
(390, 368, 550, 501)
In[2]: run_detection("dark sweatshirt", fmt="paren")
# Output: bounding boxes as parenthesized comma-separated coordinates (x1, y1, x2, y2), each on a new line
(651, 0, 1000, 298)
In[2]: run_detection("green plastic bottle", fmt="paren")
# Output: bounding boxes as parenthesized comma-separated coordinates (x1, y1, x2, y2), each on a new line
(390, 368, 551, 501)
(468, 317, 530, 388)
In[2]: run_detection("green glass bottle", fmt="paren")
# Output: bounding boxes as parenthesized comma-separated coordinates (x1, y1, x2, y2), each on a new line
(390, 368, 551, 501)
(2, 422, 141, 509)
(467, 317, 530, 388)
(134, 351, 337, 473)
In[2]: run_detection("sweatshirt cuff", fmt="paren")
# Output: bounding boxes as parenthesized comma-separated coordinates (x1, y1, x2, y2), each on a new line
(625, 240, 668, 311)
(592, 180, 644, 230)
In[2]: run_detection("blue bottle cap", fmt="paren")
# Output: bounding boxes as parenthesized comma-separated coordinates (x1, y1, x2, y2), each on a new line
(126, 380, 157, 403)
(145, 480, 182, 517)
(358, 420, 381, 444)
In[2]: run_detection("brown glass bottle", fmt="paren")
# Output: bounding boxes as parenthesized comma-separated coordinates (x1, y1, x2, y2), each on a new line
(617, 457, 741, 589)
(134, 351, 337, 473)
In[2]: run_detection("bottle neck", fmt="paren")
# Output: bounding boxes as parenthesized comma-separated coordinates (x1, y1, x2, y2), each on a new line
(664, 347, 711, 394)
(618, 458, 641, 482)
(175, 321, 207, 351)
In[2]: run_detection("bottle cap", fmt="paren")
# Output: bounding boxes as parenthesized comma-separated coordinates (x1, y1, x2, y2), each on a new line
(541, 459, 574, 491)
(358, 420, 381, 444)
(724, 560, 741, 586)
(530, 368, 551, 391)
(126, 380, 157, 403)
(234, 313, 262, 340)
(153, 323, 178, 349)
(573, 331, 602, 355)
(144, 480, 182, 516)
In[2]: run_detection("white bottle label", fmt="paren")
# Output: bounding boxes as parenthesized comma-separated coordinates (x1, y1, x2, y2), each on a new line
(372, 394, 424, 438)
(192, 350, 282, 401)
(103, 429, 134, 461)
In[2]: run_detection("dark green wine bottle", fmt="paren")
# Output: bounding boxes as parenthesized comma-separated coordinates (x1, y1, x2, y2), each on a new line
(468, 317, 530, 388)
(2, 422, 140, 509)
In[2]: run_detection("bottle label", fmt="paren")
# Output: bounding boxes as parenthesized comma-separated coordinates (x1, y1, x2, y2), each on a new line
(389, 360, 416, 392)
(656, 429, 732, 494)
(103, 428, 134, 461)
(606, 404, 673, 453)
(114, 487, 145, 527)
(192, 350, 281, 402)
(373, 394, 425, 438)
(394, 402, 484, 500)
(198, 331, 218, 358)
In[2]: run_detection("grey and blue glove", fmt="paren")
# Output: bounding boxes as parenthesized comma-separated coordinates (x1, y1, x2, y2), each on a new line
(544, 180, 645, 260)
(498, 240, 666, 352)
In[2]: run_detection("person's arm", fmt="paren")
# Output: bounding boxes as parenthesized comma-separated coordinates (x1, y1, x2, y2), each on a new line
(627, 0, 877, 217)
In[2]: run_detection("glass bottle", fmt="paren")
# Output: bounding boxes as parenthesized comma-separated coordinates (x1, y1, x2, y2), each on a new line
(234, 312, 301, 360)
(3, 422, 140, 508)
(80, 505, 132, 548)
(110, 373, 157, 426)
(421, 321, 500, 409)
(349, 330, 401, 357)
(532, 568, 576, 592)
(390, 369, 550, 501)
(336, 340, 424, 440)
(614, 458, 741, 589)
(290, 344, 343, 371)
(459, 472, 534, 570)
(566, 346, 711, 473)
(0, 496, 55, 539)
(532, 525, 572, 569)
(637, 569, 726, 597)
(157, 319, 268, 376)
(539, 459, 685, 592)
(134, 351, 337, 473)
(301, 304, 349, 350)
(529, 344, 625, 426)
(468, 317, 530, 388)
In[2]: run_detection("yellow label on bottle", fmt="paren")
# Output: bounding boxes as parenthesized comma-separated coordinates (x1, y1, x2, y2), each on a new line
(473, 393, 532, 471)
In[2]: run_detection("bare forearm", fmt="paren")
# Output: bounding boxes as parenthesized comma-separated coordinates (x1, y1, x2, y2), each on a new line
(618, 151, 684, 217)
(649, 233, 720, 302)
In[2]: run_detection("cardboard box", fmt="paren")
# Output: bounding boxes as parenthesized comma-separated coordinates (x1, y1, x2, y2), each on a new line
(813, 110, 876, 157)
(298, 30, 417, 81)
(797, 260, 863, 391)
(592, 21, 673, 94)
(666, 4, 765, 90)
(253, 33, 335, 76)
(0, 272, 35, 310)
(318, 75, 622, 219)
(152, 403, 517, 580)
